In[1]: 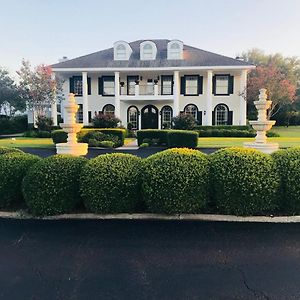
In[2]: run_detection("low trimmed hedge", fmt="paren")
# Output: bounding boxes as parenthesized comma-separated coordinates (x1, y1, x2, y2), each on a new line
(272, 147, 300, 214)
(80, 153, 142, 213)
(22, 155, 87, 216)
(137, 129, 198, 148)
(198, 129, 255, 137)
(0, 153, 40, 208)
(52, 128, 126, 147)
(142, 148, 209, 214)
(167, 130, 198, 148)
(194, 125, 250, 131)
(0, 147, 24, 155)
(210, 148, 280, 215)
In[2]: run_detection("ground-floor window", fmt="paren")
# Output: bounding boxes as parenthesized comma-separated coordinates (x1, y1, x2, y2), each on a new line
(184, 104, 198, 119)
(161, 105, 173, 129)
(77, 104, 83, 123)
(127, 106, 139, 130)
(102, 104, 115, 116)
(215, 104, 228, 125)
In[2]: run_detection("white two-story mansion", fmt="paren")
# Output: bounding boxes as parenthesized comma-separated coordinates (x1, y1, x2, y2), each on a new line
(51, 39, 255, 129)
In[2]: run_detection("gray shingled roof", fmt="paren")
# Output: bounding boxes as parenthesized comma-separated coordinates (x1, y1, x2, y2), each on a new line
(51, 39, 251, 69)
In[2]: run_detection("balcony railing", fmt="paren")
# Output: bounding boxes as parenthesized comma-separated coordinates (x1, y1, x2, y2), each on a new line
(120, 84, 173, 96)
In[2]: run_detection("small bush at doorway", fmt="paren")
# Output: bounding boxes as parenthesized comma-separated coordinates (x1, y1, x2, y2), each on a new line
(142, 148, 209, 214)
(80, 153, 142, 213)
(0, 153, 40, 208)
(22, 155, 87, 216)
(210, 147, 280, 215)
(172, 114, 196, 130)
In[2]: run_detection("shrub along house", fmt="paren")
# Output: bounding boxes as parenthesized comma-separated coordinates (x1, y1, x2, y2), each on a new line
(51, 39, 255, 129)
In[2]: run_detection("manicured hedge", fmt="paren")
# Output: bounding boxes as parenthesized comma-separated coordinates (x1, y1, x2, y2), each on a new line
(194, 125, 250, 131)
(137, 130, 169, 146)
(210, 147, 280, 215)
(22, 155, 87, 216)
(0, 147, 24, 155)
(272, 147, 300, 214)
(80, 153, 142, 213)
(142, 148, 209, 214)
(0, 153, 40, 208)
(197, 129, 255, 137)
(167, 130, 198, 148)
(52, 128, 126, 147)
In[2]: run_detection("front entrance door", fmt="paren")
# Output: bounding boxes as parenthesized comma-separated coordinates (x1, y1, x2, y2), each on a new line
(141, 105, 158, 129)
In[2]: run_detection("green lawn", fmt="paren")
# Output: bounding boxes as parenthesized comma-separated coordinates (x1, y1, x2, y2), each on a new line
(0, 137, 54, 148)
(198, 126, 300, 148)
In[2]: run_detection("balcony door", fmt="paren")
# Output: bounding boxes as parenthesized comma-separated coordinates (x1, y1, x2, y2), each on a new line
(141, 105, 158, 129)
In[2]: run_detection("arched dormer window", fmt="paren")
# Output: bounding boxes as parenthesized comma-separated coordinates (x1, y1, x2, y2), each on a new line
(167, 40, 183, 60)
(114, 41, 132, 60)
(140, 41, 157, 60)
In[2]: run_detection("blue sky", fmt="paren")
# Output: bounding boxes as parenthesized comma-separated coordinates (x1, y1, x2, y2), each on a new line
(0, 0, 299, 75)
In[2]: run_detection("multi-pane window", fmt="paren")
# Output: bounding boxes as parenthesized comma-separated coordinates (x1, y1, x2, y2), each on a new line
(184, 104, 198, 119)
(215, 104, 228, 125)
(103, 104, 115, 116)
(169, 43, 180, 59)
(146, 79, 154, 95)
(143, 44, 153, 60)
(128, 106, 138, 130)
(116, 44, 126, 60)
(185, 76, 198, 95)
(77, 104, 83, 123)
(127, 76, 138, 95)
(103, 77, 115, 96)
(215, 75, 229, 95)
(161, 76, 173, 95)
(74, 77, 83, 95)
(161, 106, 172, 129)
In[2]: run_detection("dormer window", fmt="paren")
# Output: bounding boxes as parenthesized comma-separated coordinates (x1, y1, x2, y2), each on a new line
(167, 40, 183, 60)
(114, 41, 132, 60)
(140, 41, 157, 60)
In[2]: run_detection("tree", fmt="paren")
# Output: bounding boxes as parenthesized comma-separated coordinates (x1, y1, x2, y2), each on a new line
(0, 68, 25, 116)
(17, 60, 63, 117)
(241, 49, 299, 120)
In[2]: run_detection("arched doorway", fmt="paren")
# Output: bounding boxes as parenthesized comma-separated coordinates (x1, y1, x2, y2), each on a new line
(141, 105, 158, 129)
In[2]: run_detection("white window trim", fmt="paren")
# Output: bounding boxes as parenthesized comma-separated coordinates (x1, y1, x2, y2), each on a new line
(167, 40, 183, 60)
(140, 41, 157, 60)
(114, 41, 132, 61)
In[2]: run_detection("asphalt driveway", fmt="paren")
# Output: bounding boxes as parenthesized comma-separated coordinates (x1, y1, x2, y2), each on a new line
(0, 219, 300, 299)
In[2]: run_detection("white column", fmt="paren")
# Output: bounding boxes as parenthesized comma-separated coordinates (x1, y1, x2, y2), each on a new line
(239, 70, 247, 125)
(51, 72, 58, 126)
(173, 71, 180, 116)
(114, 72, 120, 118)
(158, 110, 161, 129)
(82, 71, 89, 125)
(154, 83, 159, 96)
(206, 70, 213, 125)
(135, 82, 139, 96)
(138, 111, 142, 130)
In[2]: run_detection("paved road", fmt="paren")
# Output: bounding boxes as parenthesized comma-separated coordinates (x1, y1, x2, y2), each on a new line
(0, 219, 300, 300)
(20, 147, 217, 158)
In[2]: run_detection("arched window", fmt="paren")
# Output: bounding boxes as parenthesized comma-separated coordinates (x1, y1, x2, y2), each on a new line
(184, 104, 198, 119)
(167, 40, 183, 60)
(143, 44, 153, 60)
(102, 104, 115, 116)
(161, 106, 173, 129)
(116, 44, 126, 60)
(127, 106, 139, 130)
(215, 104, 229, 125)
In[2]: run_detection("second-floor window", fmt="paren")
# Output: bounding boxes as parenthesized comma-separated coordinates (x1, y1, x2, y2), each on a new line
(215, 75, 229, 95)
(70, 76, 91, 96)
(127, 76, 139, 95)
(103, 76, 115, 96)
(161, 76, 173, 95)
(185, 75, 199, 95)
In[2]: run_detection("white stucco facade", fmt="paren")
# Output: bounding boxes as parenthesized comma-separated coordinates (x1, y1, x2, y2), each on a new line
(52, 40, 254, 129)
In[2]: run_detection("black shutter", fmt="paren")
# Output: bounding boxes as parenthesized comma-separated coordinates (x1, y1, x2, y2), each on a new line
(180, 77, 185, 95)
(212, 111, 215, 125)
(197, 111, 202, 125)
(87, 77, 91, 95)
(198, 76, 203, 95)
(212, 76, 216, 95)
(228, 76, 234, 94)
(88, 111, 92, 123)
(69, 77, 74, 93)
(98, 77, 103, 95)
(228, 111, 233, 125)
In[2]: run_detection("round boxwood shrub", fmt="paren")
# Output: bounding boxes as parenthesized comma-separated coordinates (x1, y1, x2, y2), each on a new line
(23, 155, 87, 216)
(142, 148, 209, 214)
(0, 152, 40, 208)
(210, 147, 280, 216)
(272, 147, 300, 214)
(0, 147, 24, 155)
(80, 153, 142, 213)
